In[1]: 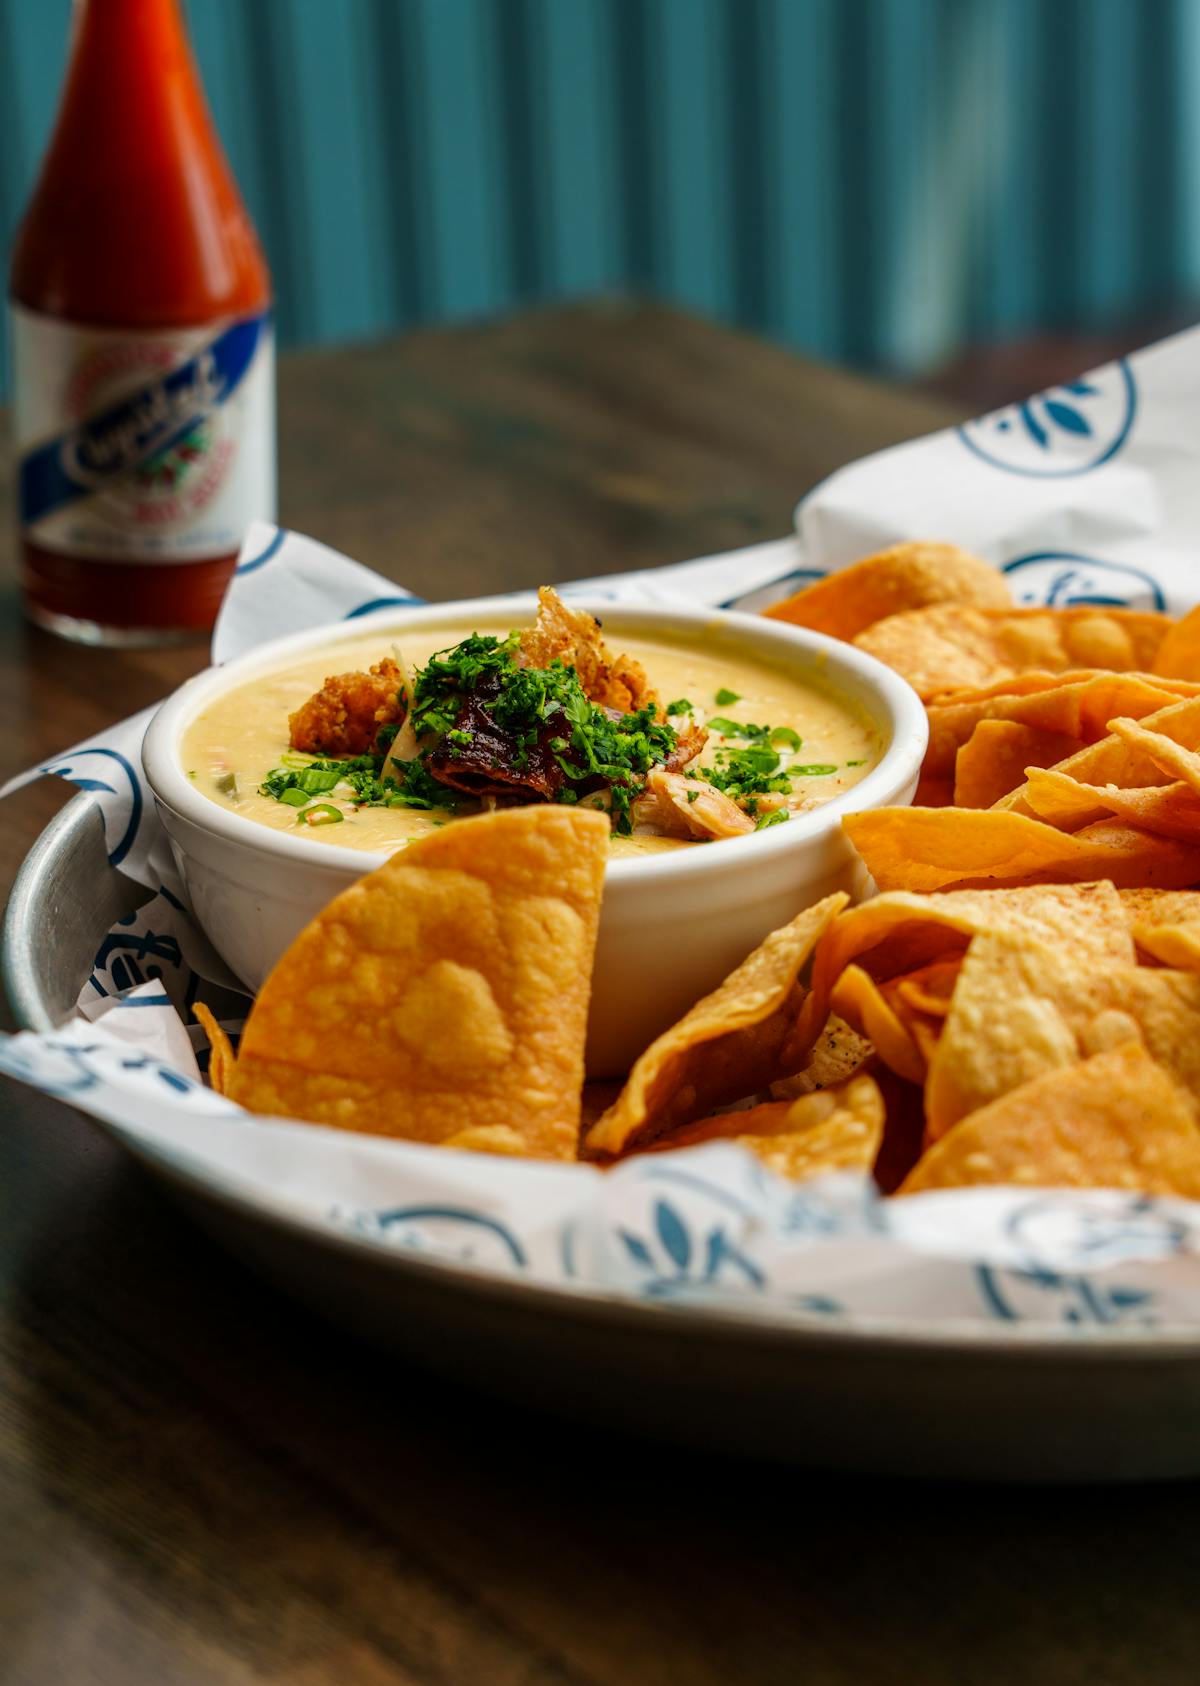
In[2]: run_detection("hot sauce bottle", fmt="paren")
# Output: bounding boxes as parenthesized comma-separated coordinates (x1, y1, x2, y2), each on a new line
(9, 0, 274, 644)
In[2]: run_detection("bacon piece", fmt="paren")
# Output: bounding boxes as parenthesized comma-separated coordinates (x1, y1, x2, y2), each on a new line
(633, 768, 755, 840)
(289, 657, 406, 757)
(519, 586, 657, 713)
(425, 678, 568, 801)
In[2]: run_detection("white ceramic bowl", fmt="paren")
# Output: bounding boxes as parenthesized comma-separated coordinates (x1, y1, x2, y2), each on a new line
(143, 597, 927, 1073)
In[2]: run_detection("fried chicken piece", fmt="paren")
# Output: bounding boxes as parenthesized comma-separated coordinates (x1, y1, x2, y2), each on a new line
(288, 657, 406, 757)
(519, 587, 657, 713)
(632, 768, 755, 840)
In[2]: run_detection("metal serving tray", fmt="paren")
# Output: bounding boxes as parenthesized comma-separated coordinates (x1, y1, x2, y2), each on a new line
(7, 794, 1200, 1482)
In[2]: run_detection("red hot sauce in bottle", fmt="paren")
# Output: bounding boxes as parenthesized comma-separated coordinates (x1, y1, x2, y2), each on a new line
(9, 0, 274, 644)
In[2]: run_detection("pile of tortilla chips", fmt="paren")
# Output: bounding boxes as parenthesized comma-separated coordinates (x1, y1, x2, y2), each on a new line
(198, 543, 1200, 1206)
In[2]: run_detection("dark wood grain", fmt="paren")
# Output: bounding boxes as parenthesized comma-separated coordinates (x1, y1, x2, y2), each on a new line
(5, 302, 1196, 1686)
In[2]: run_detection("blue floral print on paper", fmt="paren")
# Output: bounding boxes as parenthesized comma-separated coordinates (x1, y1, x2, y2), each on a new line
(617, 1197, 765, 1298)
(1002, 551, 1166, 611)
(957, 363, 1136, 477)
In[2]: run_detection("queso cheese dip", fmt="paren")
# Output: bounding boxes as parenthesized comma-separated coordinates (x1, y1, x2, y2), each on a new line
(181, 620, 881, 858)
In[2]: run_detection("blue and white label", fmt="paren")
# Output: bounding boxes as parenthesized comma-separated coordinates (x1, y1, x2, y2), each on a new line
(12, 304, 275, 563)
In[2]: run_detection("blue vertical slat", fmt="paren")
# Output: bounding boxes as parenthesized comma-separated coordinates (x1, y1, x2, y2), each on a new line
(1077, 0, 1138, 326)
(536, 0, 622, 294)
(724, 0, 769, 333)
(655, 0, 734, 323)
(1172, 0, 1200, 293)
(987, 0, 1042, 336)
(612, 0, 662, 292)
(284, 0, 392, 344)
(763, 0, 839, 356)
(493, 0, 550, 301)
(415, 0, 508, 320)
(1135, 0, 1183, 310)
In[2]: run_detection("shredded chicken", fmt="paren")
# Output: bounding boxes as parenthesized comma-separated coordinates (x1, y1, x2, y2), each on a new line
(288, 657, 406, 757)
(632, 768, 755, 841)
(518, 586, 657, 713)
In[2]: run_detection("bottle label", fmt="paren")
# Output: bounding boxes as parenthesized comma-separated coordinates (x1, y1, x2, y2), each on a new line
(11, 304, 275, 563)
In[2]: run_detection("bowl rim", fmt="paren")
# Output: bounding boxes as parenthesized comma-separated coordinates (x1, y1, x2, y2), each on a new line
(142, 594, 929, 883)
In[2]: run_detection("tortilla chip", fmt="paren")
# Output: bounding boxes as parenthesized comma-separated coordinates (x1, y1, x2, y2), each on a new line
(804, 882, 1132, 1044)
(901, 1043, 1200, 1197)
(1132, 923, 1200, 972)
(928, 672, 1182, 782)
(831, 964, 926, 1084)
(854, 606, 1172, 702)
(953, 721, 1083, 808)
(889, 958, 961, 1019)
(650, 1075, 885, 1182)
(194, 1001, 235, 1096)
(1023, 767, 1200, 840)
(925, 930, 1200, 1139)
(999, 695, 1200, 815)
(1119, 887, 1200, 927)
(583, 893, 848, 1158)
(842, 806, 1200, 893)
(770, 1014, 874, 1099)
(763, 543, 1010, 641)
(1151, 603, 1200, 681)
(1109, 715, 1200, 795)
(225, 806, 609, 1156)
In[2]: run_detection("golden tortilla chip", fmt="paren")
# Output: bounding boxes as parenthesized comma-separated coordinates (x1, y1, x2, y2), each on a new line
(843, 806, 1200, 893)
(1023, 767, 1200, 840)
(889, 958, 961, 1019)
(953, 720, 1083, 808)
(225, 806, 610, 1156)
(901, 1043, 1200, 1197)
(927, 672, 1183, 782)
(925, 930, 1200, 1139)
(1109, 715, 1200, 795)
(804, 882, 1132, 1041)
(998, 695, 1200, 815)
(1131, 923, 1200, 972)
(194, 1001, 235, 1096)
(649, 1075, 885, 1183)
(1151, 602, 1200, 681)
(830, 964, 926, 1084)
(1119, 887, 1200, 925)
(770, 1015, 874, 1099)
(854, 606, 1172, 702)
(763, 543, 1010, 641)
(583, 893, 848, 1158)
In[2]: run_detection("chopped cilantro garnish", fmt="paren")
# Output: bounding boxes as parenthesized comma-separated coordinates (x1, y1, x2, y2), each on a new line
(665, 698, 693, 716)
(707, 717, 770, 741)
(714, 687, 740, 706)
(705, 744, 790, 800)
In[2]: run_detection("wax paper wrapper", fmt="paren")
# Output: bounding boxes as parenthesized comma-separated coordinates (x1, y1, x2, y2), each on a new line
(7, 326, 1200, 1332)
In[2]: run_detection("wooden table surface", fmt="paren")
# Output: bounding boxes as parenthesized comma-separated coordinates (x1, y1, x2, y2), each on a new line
(2, 301, 1197, 1686)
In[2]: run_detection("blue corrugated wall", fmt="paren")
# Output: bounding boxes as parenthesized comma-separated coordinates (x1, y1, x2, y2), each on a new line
(1, 0, 1196, 395)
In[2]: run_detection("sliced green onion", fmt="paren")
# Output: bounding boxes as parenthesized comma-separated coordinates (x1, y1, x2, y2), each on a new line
(214, 770, 240, 796)
(755, 808, 789, 830)
(279, 787, 310, 807)
(714, 687, 741, 706)
(791, 763, 838, 777)
(846, 759, 867, 767)
(769, 726, 801, 752)
(299, 802, 344, 826)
